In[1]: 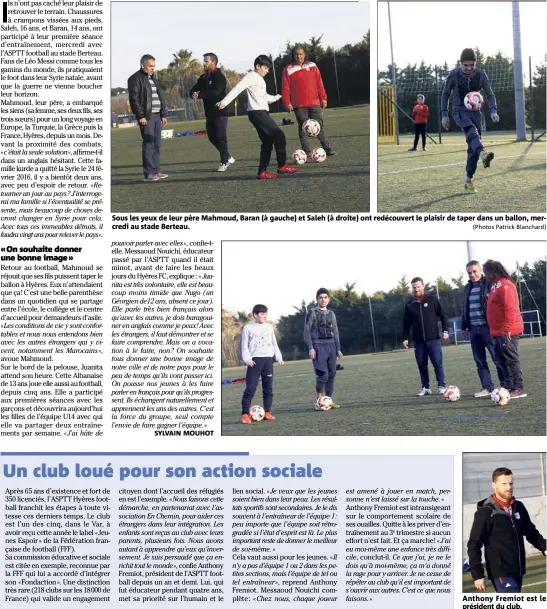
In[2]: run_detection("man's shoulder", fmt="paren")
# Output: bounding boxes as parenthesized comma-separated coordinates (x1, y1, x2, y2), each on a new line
(128, 70, 143, 83)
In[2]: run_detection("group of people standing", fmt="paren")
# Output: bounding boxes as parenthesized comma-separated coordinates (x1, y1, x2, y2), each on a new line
(128, 46, 335, 182)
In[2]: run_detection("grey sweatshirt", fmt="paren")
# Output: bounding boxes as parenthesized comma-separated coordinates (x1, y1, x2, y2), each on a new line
(303, 307, 341, 351)
(240, 322, 283, 365)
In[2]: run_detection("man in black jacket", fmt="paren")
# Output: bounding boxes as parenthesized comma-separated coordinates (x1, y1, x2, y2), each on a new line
(467, 467, 546, 593)
(461, 260, 504, 397)
(190, 53, 234, 172)
(402, 277, 449, 396)
(128, 54, 168, 182)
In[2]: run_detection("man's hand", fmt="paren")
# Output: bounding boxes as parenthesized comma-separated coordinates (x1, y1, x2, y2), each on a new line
(503, 331, 512, 343)
(216, 102, 225, 110)
(403, 340, 409, 349)
(442, 331, 449, 340)
(192, 91, 199, 100)
(161, 117, 167, 128)
(474, 578, 486, 592)
(139, 118, 147, 126)
(337, 351, 343, 359)
(247, 361, 256, 368)
(441, 117, 450, 130)
(309, 349, 316, 360)
(320, 100, 327, 110)
(286, 103, 294, 113)
(491, 112, 500, 123)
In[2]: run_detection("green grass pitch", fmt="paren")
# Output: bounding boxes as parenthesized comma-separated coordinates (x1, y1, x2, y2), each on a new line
(378, 133, 546, 213)
(221, 337, 545, 436)
(111, 106, 369, 214)
(463, 553, 546, 593)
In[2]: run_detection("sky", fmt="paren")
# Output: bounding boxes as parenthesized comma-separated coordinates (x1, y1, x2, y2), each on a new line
(222, 241, 546, 320)
(111, 1, 369, 88)
(378, 1, 546, 80)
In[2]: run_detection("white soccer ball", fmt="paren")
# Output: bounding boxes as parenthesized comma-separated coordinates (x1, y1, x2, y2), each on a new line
(491, 387, 510, 406)
(303, 119, 321, 136)
(443, 385, 461, 402)
(464, 91, 483, 111)
(315, 396, 333, 411)
(291, 149, 307, 165)
(249, 405, 265, 422)
(311, 147, 326, 163)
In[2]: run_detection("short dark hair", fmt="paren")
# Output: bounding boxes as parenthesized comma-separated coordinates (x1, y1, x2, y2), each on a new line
(204, 53, 218, 65)
(410, 277, 424, 285)
(316, 288, 329, 299)
(254, 55, 272, 70)
(492, 467, 512, 482)
(140, 54, 155, 66)
(252, 304, 268, 316)
(460, 48, 477, 62)
(466, 260, 480, 269)
(482, 259, 511, 280)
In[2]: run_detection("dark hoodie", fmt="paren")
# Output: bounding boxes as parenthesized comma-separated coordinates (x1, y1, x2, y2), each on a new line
(467, 494, 546, 581)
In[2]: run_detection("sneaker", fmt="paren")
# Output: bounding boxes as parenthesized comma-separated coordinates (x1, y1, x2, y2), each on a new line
(481, 151, 494, 168)
(241, 414, 253, 424)
(509, 389, 527, 399)
(155, 172, 168, 179)
(417, 388, 432, 396)
(464, 180, 477, 194)
(277, 164, 298, 174)
(408, 147, 417, 152)
(144, 175, 160, 182)
(474, 388, 492, 398)
(217, 163, 229, 172)
(257, 170, 277, 180)
(325, 149, 337, 156)
(227, 156, 236, 165)
(422, 147, 427, 152)
(263, 412, 276, 421)
(438, 386, 447, 395)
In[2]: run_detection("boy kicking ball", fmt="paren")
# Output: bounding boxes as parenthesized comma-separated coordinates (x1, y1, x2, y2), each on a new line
(240, 304, 284, 424)
(441, 48, 499, 194)
(216, 55, 298, 180)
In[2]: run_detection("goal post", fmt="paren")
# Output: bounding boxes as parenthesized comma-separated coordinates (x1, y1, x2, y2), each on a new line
(378, 85, 396, 144)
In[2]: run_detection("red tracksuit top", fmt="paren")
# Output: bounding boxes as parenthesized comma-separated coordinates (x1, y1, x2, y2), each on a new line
(412, 104, 429, 124)
(486, 278, 523, 336)
(281, 61, 327, 109)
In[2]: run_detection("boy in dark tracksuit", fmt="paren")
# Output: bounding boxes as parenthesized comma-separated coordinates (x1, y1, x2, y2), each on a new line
(304, 288, 343, 409)
(402, 277, 449, 396)
(190, 53, 234, 172)
(441, 48, 499, 194)
(467, 467, 546, 593)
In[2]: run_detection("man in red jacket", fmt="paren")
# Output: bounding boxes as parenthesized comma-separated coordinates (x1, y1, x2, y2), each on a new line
(282, 45, 336, 157)
(483, 260, 526, 399)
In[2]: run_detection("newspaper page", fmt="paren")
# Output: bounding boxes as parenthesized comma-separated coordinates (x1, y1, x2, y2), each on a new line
(0, 1, 546, 609)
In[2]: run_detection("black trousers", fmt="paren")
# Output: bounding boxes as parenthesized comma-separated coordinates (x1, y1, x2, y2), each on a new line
(413, 123, 426, 149)
(206, 116, 230, 164)
(241, 357, 274, 413)
(247, 110, 287, 173)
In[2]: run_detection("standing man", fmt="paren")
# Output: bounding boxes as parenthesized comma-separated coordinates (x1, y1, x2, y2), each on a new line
(128, 54, 168, 182)
(190, 53, 235, 172)
(402, 277, 449, 396)
(282, 45, 336, 157)
(467, 467, 546, 593)
(483, 259, 526, 399)
(461, 260, 505, 398)
(303, 288, 343, 409)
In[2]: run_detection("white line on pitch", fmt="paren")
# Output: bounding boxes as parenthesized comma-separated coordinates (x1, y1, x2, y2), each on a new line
(378, 152, 546, 176)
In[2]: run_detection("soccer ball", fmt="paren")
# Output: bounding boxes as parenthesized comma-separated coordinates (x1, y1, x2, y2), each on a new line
(249, 405, 265, 422)
(443, 385, 461, 402)
(311, 147, 326, 163)
(464, 91, 483, 111)
(315, 396, 333, 411)
(291, 149, 307, 165)
(303, 119, 321, 136)
(491, 387, 510, 406)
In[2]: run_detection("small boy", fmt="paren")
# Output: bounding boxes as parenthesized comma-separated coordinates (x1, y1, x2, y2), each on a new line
(408, 94, 429, 152)
(303, 288, 343, 410)
(240, 304, 284, 424)
(441, 47, 499, 194)
(216, 55, 298, 180)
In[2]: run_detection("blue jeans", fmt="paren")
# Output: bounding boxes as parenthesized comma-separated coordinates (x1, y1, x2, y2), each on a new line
(241, 357, 274, 413)
(469, 324, 505, 391)
(414, 340, 445, 388)
(491, 576, 522, 593)
(454, 109, 486, 178)
(139, 112, 162, 177)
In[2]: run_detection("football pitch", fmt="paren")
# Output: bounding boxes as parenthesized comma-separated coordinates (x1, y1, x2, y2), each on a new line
(221, 337, 545, 436)
(111, 106, 369, 214)
(378, 133, 546, 213)
(463, 554, 546, 593)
